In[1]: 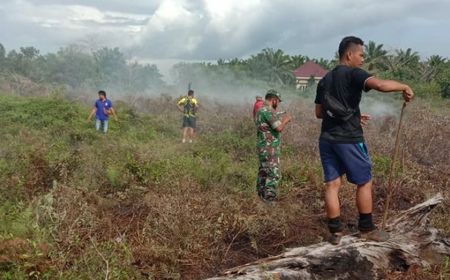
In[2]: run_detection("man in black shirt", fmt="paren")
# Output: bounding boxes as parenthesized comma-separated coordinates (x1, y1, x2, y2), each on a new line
(315, 36, 414, 245)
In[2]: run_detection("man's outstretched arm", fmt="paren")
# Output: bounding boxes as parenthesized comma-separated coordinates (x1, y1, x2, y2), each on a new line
(365, 77, 414, 102)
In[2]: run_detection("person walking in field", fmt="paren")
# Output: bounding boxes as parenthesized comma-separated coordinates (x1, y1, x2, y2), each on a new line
(255, 89, 292, 203)
(177, 89, 199, 143)
(87, 90, 118, 133)
(314, 36, 414, 245)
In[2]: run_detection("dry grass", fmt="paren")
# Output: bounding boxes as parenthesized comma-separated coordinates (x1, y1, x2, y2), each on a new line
(0, 93, 449, 279)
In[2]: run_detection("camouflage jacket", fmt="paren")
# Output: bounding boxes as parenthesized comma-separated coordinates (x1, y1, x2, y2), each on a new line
(255, 102, 282, 151)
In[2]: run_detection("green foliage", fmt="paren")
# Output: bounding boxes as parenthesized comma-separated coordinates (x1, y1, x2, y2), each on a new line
(0, 43, 5, 61)
(172, 43, 450, 99)
(436, 62, 450, 98)
(47, 45, 97, 88)
(247, 48, 295, 85)
(60, 241, 140, 280)
(0, 202, 34, 238)
(372, 154, 392, 176)
(2, 40, 450, 99)
(1, 60, 450, 279)
(106, 166, 123, 188)
(0, 95, 83, 131)
(364, 40, 388, 74)
(372, 153, 407, 181)
(0, 43, 165, 94)
(312, 57, 336, 70)
(409, 80, 442, 99)
(441, 257, 450, 278)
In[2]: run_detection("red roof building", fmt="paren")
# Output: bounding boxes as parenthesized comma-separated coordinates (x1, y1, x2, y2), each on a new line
(293, 61, 328, 90)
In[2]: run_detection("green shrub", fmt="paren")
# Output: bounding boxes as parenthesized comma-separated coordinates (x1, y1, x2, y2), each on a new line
(0, 92, 449, 279)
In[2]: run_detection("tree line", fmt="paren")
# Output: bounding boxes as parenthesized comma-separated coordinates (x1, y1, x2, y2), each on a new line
(0, 43, 165, 94)
(172, 41, 450, 98)
(1, 41, 449, 98)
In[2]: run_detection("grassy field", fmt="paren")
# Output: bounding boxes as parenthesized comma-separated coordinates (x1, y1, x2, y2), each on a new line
(0, 92, 449, 279)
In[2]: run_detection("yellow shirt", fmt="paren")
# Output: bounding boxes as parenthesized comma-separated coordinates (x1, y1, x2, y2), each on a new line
(177, 97, 198, 117)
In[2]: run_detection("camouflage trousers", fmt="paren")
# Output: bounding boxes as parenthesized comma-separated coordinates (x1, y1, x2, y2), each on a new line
(256, 147, 281, 201)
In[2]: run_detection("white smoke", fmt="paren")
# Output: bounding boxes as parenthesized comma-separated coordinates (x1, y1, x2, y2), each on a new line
(360, 93, 401, 118)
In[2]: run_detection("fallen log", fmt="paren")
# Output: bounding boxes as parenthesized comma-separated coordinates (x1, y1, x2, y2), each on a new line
(207, 193, 450, 280)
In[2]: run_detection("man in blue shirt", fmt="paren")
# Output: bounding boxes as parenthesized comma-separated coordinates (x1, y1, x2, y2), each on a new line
(87, 90, 118, 133)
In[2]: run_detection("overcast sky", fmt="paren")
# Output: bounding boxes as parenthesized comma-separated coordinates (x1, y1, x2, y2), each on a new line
(1, 0, 450, 62)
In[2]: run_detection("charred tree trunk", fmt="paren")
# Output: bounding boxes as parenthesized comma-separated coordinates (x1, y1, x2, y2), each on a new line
(207, 194, 450, 280)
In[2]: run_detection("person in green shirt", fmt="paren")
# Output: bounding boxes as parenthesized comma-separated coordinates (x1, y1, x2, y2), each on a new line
(255, 89, 292, 202)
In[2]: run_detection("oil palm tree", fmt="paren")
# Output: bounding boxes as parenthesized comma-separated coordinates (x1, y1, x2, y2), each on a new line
(290, 55, 308, 69)
(364, 41, 388, 73)
(385, 48, 420, 80)
(313, 58, 335, 70)
(420, 55, 447, 82)
(248, 48, 294, 85)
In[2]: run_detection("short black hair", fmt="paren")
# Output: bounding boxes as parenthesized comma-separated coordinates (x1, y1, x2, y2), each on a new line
(338, 36, 364, 59)
(98, 90, 106, 97)
(188, 90, 194, 96)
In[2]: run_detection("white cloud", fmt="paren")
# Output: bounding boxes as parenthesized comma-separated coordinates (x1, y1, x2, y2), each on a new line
(22, 0, 160, 14)
(0, 0, 149, 51)
(1, 0, 450, 60)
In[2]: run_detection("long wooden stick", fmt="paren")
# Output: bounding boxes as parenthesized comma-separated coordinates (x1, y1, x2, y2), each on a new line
(382, 102, 407, 229)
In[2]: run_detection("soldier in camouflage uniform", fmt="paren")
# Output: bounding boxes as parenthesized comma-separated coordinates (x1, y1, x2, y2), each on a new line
(255, 89, 292, 202)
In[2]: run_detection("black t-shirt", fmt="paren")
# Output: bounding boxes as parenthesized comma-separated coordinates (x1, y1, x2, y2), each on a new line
(315, 65, 372, 143)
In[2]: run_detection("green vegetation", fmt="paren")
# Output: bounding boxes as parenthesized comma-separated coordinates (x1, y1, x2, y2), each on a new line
(0, 40, 449, 279)
(0, 44, 165, 95)
(171, 41, 450, 100)
(2, 41, 450, 99)
(0, 92, 448, 279)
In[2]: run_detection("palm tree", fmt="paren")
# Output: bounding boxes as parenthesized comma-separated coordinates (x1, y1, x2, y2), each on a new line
(420, 55, 447, 82)
(364, 41, 388, 73)
(248, 48, 294, 85)
(385, 48, 420, 80)
(396, 48, 420, 68)
(313, 58, 335, 70)
(290, 55, 308, 69)
(427, 55, 446, 67)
